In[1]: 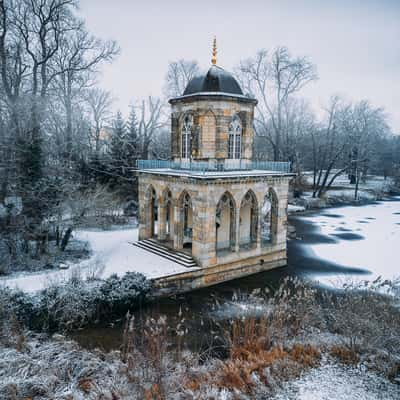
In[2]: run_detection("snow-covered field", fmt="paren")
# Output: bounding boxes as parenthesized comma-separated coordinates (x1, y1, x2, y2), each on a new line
(297, 197, 400, 287)
(0, 227, 198, 292)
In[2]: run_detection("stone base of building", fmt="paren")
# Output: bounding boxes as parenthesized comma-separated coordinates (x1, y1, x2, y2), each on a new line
(151, 249, 287, 297)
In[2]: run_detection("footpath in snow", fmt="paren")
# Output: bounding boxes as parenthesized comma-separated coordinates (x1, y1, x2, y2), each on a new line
(0, 227, 198, 293)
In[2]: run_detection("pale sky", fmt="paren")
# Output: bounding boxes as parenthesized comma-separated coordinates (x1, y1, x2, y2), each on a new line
(79, 0, 400, 132)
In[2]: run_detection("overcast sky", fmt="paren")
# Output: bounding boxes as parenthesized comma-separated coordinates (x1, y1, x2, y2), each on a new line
(79, 0, 400, 132)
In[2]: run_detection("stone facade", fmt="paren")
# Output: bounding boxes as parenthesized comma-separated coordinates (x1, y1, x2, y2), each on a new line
(170, 95, 256, 162)
(138, 171, 291, 270)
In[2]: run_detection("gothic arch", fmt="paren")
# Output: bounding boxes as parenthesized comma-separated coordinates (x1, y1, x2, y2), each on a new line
(159, 187, 173, 240)
(261, 187, 279, 245)
(176, 190, 193, 250)
(144, 185, 157, 238)
(216, 191, 237, 252)
(239, 189, 258, 249)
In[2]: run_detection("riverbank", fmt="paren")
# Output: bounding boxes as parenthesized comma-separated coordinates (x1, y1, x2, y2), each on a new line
(1, 277, 399, 399)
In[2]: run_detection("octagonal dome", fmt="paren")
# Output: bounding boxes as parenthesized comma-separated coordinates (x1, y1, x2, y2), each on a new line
(183, 65, 243, 96)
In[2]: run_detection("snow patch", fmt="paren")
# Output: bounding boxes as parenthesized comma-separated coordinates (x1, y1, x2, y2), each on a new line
(271, 361, 400, 400)
(0, 227, 198, 292)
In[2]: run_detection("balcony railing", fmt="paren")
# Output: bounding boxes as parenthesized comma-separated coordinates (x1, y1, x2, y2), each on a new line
(136, 159, 291, 174)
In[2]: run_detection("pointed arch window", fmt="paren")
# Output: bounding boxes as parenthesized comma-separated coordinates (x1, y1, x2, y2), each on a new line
(228, 115, 242, 159)
(181, 114, 193, 159)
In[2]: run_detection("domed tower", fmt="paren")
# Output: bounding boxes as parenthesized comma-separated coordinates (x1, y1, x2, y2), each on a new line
(170, 40, 257, 165)
(136, 39, 292, 293)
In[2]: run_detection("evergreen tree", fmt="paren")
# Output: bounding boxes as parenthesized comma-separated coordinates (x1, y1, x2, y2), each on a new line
(126, 104, 140, 167)
(109, 111, 127, 186)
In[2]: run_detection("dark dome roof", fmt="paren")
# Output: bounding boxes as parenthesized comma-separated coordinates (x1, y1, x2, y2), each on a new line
(183, 65, 243, 96)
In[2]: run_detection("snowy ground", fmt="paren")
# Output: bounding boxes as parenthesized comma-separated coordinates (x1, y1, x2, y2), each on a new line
(288, 204, 306, 213)
(0, 227, 198, 292)
(303, 172, 394, 192)
(272, 360, 400, 400)
(296, 197, 400, 288)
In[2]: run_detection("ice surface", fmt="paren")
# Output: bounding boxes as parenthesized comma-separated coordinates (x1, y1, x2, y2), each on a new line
(297, 198, 400, 287)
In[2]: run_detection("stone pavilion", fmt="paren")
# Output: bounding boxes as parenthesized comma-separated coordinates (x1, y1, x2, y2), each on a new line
(135, 40, 293, 292)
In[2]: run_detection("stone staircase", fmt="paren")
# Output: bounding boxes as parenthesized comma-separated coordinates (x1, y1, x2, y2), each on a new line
(131, 238, 198, 268)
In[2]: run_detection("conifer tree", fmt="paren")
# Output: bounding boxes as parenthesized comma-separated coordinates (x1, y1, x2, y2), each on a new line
(126, 104, 140, 168)
(109, 111, 127, 179)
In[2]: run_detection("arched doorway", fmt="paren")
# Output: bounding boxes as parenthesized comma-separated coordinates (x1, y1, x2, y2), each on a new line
(145, 185, 157, 238)
(216, 192, 236, 253)
(176, 191, 193, 251)
(159, 188, 173, 242)
(239, 190, 258, 250)
(261, 188, 278, 245)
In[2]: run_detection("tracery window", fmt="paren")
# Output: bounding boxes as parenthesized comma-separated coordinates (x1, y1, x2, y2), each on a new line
(181, 114, 193, 159)
(228, 115, 242, 159)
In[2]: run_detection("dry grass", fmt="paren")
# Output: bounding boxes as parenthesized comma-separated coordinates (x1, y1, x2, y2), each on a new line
(330, 345, 359, 365)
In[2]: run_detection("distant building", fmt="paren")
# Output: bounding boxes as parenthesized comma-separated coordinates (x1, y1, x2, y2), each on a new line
(136, 40, 292, 292)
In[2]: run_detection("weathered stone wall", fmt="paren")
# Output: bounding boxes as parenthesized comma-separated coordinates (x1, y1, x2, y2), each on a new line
(152, 249, 287, 297)
(170, 97, 256, 161)
(138, 172, 290, 269)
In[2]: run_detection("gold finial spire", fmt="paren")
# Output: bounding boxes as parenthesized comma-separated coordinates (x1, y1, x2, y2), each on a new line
(211, 36, 217, 65)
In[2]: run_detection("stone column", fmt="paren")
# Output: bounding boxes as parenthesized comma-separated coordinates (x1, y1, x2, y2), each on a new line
(235, 206, 240, 252)
(192, 203, 217, 267)
(173, 205, 183, 250)
(158, 204, 167, 241)
(168, 204, 174, 240)
(256, 207, 262, 250)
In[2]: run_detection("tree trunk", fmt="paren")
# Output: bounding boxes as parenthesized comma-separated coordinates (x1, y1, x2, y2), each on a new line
(60, 227, 73, 251)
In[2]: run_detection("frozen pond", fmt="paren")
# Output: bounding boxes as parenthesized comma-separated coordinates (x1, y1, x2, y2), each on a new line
(290, 196, 400, 288)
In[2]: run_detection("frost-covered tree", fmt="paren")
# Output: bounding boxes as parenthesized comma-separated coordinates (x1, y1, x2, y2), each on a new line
(164, 59, 200, 98)
(236, 47, 317, 161)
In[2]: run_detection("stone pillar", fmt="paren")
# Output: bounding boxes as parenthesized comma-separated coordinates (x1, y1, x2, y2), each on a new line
(276, 195, 288, 245)
(139, 198, 152, 240)
(173, 205, 183, 250)
(168, 204, 174, 240)
(256, 207, 262, 250)
(158, 204, 167, 241)
(192, 203, 217, 267)
(235, 206, 240, 252)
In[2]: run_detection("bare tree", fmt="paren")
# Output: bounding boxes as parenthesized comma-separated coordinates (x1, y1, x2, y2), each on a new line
(236, 47, 317, 161)
(342, 101, 389, 199)
(309, 96, 349, 198)
(163, 59, 199, 98)
(85, 87, 114, 154)
(308, 97, 390, 199)
(52, 24, 119, 158)
(136, 96, 164, 159)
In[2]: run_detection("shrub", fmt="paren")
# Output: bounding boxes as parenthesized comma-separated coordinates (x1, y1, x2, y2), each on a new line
(0, 272, 152, 332)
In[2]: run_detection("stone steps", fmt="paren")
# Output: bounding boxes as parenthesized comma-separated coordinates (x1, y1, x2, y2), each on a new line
(131, 239, 197, 268)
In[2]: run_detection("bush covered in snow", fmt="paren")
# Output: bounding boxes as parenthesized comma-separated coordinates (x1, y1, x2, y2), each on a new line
(0, 272, 152, 331)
